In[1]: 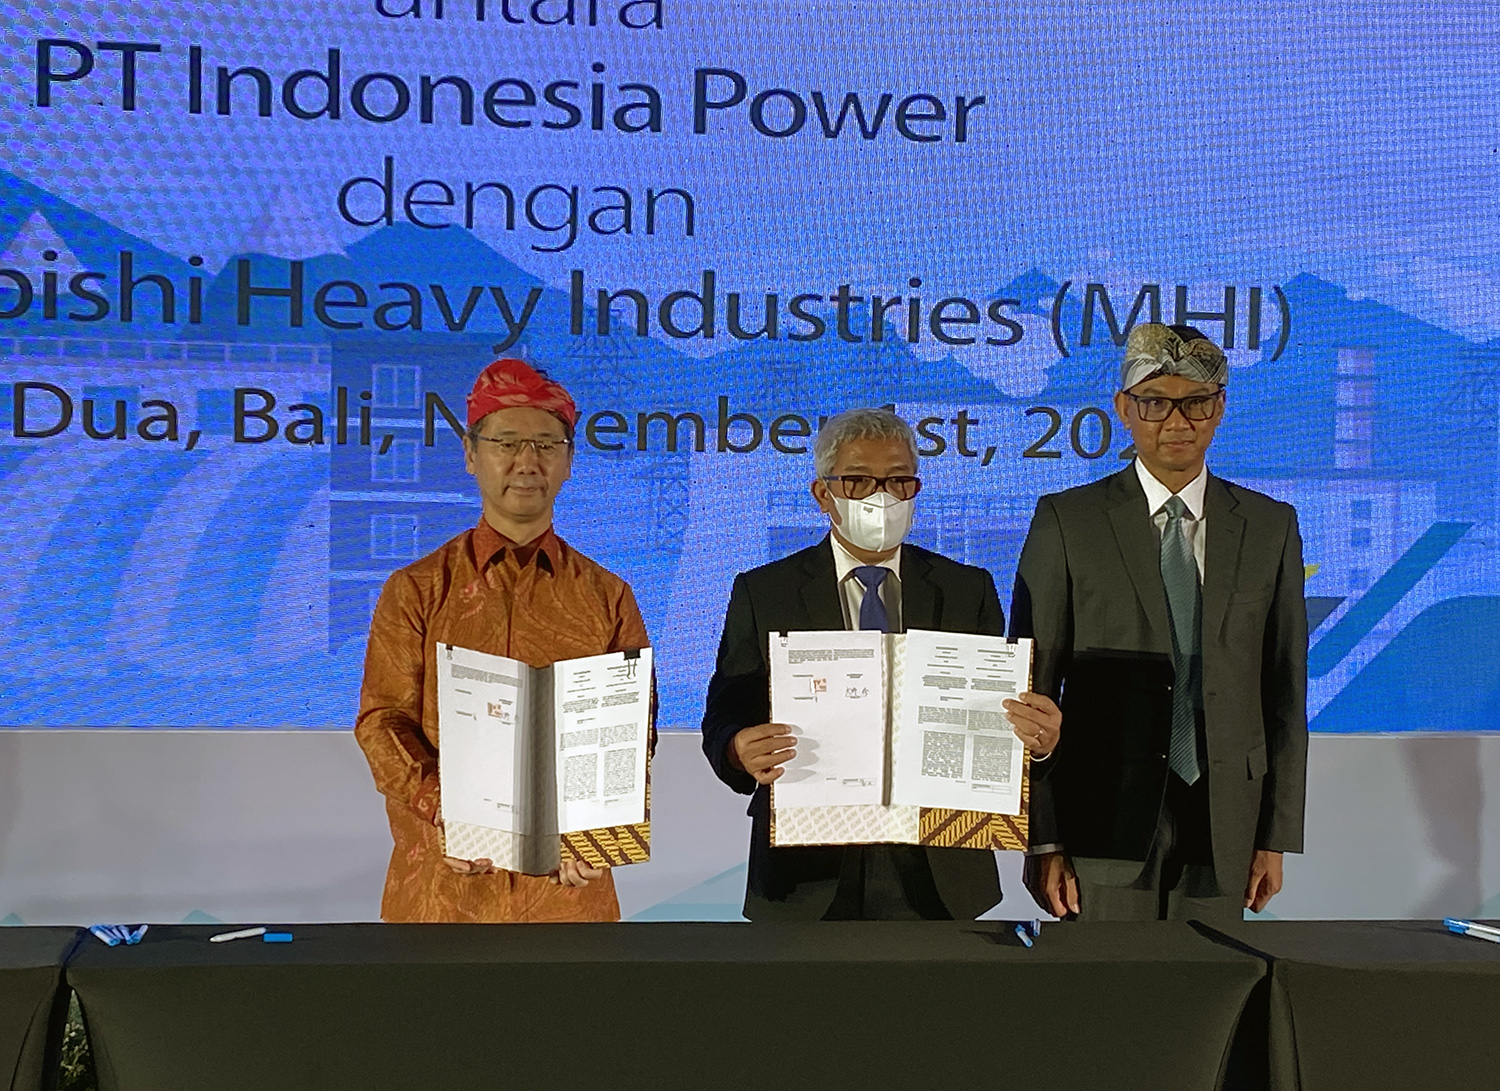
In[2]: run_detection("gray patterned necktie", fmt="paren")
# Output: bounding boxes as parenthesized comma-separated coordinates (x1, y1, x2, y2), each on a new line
(1160, 496, 1203, 785)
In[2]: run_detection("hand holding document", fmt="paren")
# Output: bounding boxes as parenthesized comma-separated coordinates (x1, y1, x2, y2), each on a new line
(768, 630, 1033, 849)
(437, 643, 652, 874)
(730, 723, 800, 786)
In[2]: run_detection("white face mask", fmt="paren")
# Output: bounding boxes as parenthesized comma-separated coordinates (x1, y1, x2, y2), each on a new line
(829, 490, 914, 553)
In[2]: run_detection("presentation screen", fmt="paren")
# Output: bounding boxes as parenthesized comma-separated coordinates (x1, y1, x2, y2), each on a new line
(1, 1, 1496, 732)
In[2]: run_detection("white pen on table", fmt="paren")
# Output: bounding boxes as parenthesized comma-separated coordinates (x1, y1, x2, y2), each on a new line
(1444, 918, 1500, 944)
(209, 927, 267, 943)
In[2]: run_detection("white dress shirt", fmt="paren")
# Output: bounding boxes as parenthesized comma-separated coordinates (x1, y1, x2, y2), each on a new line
(829, 533, 902, 632)
(1134, 459, 1208, 579)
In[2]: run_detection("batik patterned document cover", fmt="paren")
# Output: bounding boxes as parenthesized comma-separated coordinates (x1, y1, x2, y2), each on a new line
(443, 778, 651, 871)
(771, 633, 1031, 850)
(770, 766, 1029, 850)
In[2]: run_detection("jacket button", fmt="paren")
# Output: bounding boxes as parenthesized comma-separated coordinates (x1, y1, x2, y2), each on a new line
(1157, 753, 1167, 761)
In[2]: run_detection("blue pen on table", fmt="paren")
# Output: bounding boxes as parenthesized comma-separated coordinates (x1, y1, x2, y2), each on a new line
(1444, 918, 1500, 945)
(88, 924, 148, 947)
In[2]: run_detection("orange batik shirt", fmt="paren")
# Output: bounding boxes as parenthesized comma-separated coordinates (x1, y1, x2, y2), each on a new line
(355, 518, 650, 923)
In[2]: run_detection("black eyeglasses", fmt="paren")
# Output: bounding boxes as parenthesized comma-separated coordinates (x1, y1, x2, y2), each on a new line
(824, 475, 922, 501)
(472, 436, 572, 459)
(1124, 390, 1223, 423)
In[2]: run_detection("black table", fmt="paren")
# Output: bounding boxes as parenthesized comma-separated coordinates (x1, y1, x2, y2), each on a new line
(1205, 920, 1500, 1091)
(67, 921, 1265, 1091)
(0, 927, 77, 1091)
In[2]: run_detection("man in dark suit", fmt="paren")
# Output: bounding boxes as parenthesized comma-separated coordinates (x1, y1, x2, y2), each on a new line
(1011, 323, 1308, 923)
(702, 408, 1061, 921)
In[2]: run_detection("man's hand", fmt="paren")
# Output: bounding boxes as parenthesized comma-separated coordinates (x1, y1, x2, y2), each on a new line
(437, 807, 499, 875)
(1003, 693, 1062, 756)
(443, 856, 497, 875)
(730, 723, 798, 785)
(1027, 851, 1080, 918)
(1245, 850, 1284, 913)
(553, 859, 606, 887)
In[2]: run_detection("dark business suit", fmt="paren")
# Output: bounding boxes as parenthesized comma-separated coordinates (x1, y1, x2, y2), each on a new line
(702, 537, 1006, 921)
(1011, 466, 1307, 919)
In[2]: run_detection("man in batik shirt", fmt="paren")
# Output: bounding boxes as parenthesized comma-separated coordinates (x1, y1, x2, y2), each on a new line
(355, 358, 649, 922)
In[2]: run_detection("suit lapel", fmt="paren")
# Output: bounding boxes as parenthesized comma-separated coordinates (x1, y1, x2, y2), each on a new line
(1201, 475, 1245, 643)
(798, 537, 847, 630)
(900, 546, 939, 632)
(1106, 467, 1173, 644)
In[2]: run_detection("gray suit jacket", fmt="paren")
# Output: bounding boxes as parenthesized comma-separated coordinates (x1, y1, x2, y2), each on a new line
(1010, 466, 1308, 892)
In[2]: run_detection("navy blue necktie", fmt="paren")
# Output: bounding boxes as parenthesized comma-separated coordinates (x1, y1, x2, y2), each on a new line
(853, 566, 891, 632)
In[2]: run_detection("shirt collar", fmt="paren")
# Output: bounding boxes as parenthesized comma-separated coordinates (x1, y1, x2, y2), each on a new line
(1134, 459, 1209, 521)
(473, 518, 561, 572)
(829, 532, 902, 583)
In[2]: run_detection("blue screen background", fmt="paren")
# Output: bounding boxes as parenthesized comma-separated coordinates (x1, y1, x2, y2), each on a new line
(1, 0, 1496, 732)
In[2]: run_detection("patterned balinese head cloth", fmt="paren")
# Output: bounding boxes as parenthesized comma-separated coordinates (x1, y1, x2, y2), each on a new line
(466, 358, 577, 429)
(1120, 323, 1228, 392)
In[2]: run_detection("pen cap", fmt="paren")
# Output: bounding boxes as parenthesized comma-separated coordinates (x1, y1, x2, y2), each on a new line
(262, 932, 294, 943)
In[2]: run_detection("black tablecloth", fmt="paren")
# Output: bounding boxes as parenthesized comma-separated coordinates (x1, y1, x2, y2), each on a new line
(0, 927, 77, 1091)
(67, 921, 1264, 1091)
(1205, 920, 1500, 1091)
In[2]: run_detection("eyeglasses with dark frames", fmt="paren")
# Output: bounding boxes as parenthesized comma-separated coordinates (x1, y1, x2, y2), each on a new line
(1124, 390, 1224, 423)
(823, 475, 922, 501)
(472, 435, 573, 458)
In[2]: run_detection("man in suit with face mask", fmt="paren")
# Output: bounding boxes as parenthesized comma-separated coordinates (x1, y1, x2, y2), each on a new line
(701, 408, 1062, 921)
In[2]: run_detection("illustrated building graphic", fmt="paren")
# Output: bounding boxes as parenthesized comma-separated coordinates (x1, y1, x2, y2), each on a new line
(1, 176, 1497, 730)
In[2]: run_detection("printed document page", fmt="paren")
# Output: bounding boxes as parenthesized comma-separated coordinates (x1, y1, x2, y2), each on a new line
(889, 632, 1031, 815)
(436, 643, 532, 835)
(769, 630, 887, 808)
(552, 648, 652, 834)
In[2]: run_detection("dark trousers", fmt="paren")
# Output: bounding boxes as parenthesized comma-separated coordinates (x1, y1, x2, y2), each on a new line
(821, 845, 952, 921)
(1070, 773, 1243, 923)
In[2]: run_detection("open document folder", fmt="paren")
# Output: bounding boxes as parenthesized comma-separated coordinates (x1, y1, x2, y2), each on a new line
(769, 630, 1031, 850)
(437, 643, 652, 874)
